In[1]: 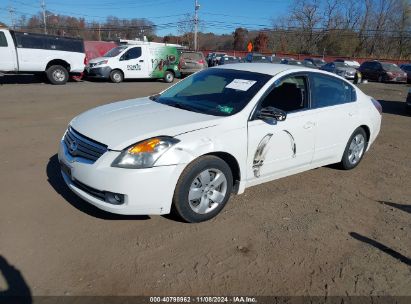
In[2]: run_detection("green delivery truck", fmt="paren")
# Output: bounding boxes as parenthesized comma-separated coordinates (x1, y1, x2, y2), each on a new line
(86, 39, 182, 83)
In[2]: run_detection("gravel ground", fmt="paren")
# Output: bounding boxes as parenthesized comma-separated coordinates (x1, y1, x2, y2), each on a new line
(0, 76, 410, 297)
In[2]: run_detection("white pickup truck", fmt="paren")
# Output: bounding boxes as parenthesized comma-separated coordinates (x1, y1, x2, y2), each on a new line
(0, 28, 85, 84)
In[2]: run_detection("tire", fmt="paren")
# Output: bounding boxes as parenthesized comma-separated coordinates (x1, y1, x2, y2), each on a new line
(46, 65, 68, 85)
(340, 127, 368, 170)
(110, 70, 124, 83)
(163, 70, 174, 83)
(172, 156, 233, 223)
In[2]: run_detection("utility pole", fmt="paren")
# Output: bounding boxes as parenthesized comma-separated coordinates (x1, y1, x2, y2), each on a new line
(98, 23, 101, 41)
(8, 6, 15, 29)
(194, 0, 200, 51)
(41, 0, 47, 34)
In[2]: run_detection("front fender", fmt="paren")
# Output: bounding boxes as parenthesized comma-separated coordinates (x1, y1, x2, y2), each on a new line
(155, 125, 248, 193)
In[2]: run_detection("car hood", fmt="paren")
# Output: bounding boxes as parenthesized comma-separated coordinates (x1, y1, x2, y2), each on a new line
(70, 97, 222, 150)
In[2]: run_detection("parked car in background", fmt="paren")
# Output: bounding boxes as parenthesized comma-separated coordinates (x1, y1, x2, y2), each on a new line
(207, 52, 227, 66)
(59, 63, 381, 222)
(335, 59, 360, 68)
(359, 61, 407, 83)
(281, 58, 303, 66)
(86, 40, 181, 83)
(245, 53, 272, 63)
(0, 28, 85, 84)
(320, 62, 357, 79)
(271, 56, 282, 64)
(304, 58, 327, 68)
(302, 60, 317, 69)
(179, 51, 207, 76)
(218, 55, 240, 65)
(400, 64, 411, 83)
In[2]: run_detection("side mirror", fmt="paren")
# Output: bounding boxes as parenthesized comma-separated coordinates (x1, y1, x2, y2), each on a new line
(257, 107, 287, 122)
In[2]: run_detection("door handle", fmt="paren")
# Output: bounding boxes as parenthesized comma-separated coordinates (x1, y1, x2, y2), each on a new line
(303, 122, 315, 129)
(139, 60, 144, 62)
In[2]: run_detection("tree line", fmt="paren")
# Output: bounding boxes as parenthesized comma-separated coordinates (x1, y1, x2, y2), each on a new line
(1, 0, 410, 59)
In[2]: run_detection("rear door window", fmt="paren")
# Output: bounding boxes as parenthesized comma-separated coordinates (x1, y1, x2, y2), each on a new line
(0, 32, 8, 47)
(311, 73, 356, 108)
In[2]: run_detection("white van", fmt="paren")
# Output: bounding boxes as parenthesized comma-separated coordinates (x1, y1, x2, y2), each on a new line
(0, 28, 85, 84)
(86, 40, 182, 83)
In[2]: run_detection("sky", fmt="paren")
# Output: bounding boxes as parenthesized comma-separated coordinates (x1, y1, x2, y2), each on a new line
(0, 0, 291, 36)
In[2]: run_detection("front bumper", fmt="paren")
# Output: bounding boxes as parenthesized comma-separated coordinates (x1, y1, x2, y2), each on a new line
(180, 67, 204, 75)
(58, 140, 185, 215)
(85, 66, 111, 79)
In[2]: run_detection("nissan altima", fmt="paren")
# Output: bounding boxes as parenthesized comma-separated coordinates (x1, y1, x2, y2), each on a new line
(58, 64, 382, 222)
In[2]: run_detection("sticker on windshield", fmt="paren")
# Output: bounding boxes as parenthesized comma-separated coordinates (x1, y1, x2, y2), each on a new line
(217, 105, 234, 114)
(226, 79, 257, 91)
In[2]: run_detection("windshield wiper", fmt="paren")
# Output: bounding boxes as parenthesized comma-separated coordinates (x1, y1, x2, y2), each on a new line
(169, 102, 197, 112)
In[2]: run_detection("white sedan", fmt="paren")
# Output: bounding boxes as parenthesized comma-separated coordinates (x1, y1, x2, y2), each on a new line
(58, 64, 382, 222)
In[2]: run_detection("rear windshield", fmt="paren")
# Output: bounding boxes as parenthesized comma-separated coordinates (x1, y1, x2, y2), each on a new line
(181, 52, 203, 60)
(155, 68, 271, 116)
(103, 46, 127, 57)
(381, 63, 402, 72)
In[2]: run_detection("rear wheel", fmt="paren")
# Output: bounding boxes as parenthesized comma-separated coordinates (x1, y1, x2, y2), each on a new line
(163, 71, 174, 83)
(46, 65, 68, 85)
(110, 70, 124, 83)
(172, 156, 233, 223)
(340, 128, 368, 170)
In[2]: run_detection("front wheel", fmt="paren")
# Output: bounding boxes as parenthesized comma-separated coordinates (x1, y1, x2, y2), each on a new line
(46, 65, 68, 85)
(172, 156, 233, 223)
(163, 71, 174, 83)
(340, 128, 368, 170)
(110, 70, 124, 83)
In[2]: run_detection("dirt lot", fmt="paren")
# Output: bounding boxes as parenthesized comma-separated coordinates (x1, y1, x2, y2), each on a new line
(0, 76, 410, 297)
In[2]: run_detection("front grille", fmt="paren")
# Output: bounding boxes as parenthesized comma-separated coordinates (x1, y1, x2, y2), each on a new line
(64, 127, 107, 162)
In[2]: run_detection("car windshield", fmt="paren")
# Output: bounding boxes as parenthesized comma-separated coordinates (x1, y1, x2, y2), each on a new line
(313, 59, 325, 65)
(103, 46, 127, 57)
(155, 68, 271, 116)
(381, 63, 402, 72)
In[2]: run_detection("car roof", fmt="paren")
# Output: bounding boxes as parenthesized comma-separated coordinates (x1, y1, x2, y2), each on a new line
(213, 63, 313, 76)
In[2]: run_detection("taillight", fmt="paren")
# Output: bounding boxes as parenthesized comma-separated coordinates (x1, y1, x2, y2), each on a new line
(178, 59, 184, 70)
(198, 59, 205, 65)
(371, 97, 382, 114)
(84, 56, 88, 65)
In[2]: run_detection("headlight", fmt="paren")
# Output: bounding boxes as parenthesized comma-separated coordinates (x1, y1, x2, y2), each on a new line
(111, 136, 180, 169)
(95, 60, 108, 66)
